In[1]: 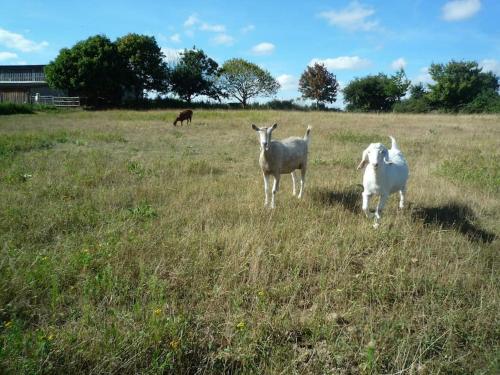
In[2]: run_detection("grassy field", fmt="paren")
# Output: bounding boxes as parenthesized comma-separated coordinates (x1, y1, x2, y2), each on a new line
(0, 110, 499, 374)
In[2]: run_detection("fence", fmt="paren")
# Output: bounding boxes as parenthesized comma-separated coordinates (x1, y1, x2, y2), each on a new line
(32, 96, 80, 107)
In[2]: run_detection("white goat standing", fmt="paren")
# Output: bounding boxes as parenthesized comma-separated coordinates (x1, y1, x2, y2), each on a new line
(357, 136, 409, 228)
(252, 124, 312, 208)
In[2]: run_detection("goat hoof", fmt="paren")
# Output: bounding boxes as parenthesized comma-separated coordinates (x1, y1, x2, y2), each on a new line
(373, 222, 380, 229)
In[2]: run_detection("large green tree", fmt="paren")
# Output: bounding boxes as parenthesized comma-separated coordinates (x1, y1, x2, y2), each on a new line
(45, 35, 124, 105)
(219, 58, 280, 107)
(343, 70, 410, 112)
(298, 63, 339, 107)
(168, 48, 221, 103)
(116, 33, 168, 99)
(427, 60, 499, 110)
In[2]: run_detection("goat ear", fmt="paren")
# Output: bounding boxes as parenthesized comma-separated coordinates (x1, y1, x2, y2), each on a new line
(271, 123, 278, 130)
(252, 124, 259, 131)
(357, 149, 368, 170)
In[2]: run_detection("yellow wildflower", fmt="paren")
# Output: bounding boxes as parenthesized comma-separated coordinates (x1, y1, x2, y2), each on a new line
(170, 339, 179, 349)
(236, 321, 246, 330)
(4, 321, 13, 328)
(153, 308, 162, 316)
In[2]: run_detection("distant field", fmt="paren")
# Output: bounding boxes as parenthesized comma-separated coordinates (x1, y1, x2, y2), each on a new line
(1, 110, 499, 374)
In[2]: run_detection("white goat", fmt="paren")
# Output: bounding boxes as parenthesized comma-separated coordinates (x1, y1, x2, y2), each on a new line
(252, 124, 312, 208)
(357, 136, 409, 228)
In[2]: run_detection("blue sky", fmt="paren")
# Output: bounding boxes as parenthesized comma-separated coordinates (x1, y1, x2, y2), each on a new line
(1, 0, 499, 107)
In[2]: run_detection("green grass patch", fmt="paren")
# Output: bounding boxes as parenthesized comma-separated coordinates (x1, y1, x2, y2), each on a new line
(0, 132, 69, 160)
(437, 154, 500, 193)
(128, 202, 158, 220)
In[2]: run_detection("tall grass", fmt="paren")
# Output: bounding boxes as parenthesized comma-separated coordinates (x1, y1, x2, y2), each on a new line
(0, 110, 499, 374)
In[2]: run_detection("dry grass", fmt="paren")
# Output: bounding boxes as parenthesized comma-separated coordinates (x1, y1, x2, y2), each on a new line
(1, 110, 499, 374)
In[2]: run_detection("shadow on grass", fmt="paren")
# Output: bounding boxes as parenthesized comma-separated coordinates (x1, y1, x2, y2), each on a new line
(311, 187, 496, 244)
(411, 202, 496, 244)
(310, 185, 363, 213)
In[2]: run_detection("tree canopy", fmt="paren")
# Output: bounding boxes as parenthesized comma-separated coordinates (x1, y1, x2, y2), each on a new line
(168, 48, 221, 103)
(45, 35, 124, 105)
(409, 83, 427, 99)
(116, 33, 168, 99)
(427, 60, 499, 110)
(343, 70, 410, 112)
(298, 63, 339, 107)
(219, 58, 280, 107)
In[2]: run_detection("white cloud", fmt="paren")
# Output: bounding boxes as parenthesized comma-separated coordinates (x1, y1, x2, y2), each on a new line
(251, 42, 275, 55)
(319, 1, 378, 31)
(309, 56, 371, 70)
(212, 33, 234, 46)
(413, 67, 434, 85)
(480, 59, 500, 75)
(184, 14, 227, 36)
(0, 51, 18, 61)
(184, 14, 199, 27)
(170, 33, 181, 43)
(0, 28, 48, 52)
(277, 74, 298, 91)
(442, 0, 481, 21)
(241, 25, 255, 33)
(200, 23, 225, 33)
(161, 47, 183, 64)
(391, 57, 407, 70)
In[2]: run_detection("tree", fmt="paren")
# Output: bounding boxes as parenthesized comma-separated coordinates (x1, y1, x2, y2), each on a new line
(393, 82, 432, 113)
(409, 82, 427, 99)
(168, 48, 221, 103)
(343, 70, 410, 112)
(45, 35, 124, 105)
(298, 63, 339, 107)
(428, 60, 499, 111)
(116, 33, 168, 99)
(219, 58, 280, 107)
(387, 69, 411, 102)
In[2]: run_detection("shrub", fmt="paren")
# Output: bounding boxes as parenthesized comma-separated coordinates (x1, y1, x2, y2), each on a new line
(393, 98, 433, 113)
(0, 103, 34, 115)
(460, 90, 500, 113)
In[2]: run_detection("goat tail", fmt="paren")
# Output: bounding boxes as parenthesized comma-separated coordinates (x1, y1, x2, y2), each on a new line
(304, 125, 312, 144)
(389, 135, 399, 150)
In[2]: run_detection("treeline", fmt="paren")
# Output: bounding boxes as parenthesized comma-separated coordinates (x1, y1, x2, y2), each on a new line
(344, 61, 500, 113)
(45, 33, 499, 112)
(45, 34, 281, 108)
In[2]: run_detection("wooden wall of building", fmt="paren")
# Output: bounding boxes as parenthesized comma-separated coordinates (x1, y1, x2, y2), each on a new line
(0, 89, 30, 104)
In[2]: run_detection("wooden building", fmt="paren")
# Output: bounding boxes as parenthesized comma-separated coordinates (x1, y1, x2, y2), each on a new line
(0, 65, 66, 104)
